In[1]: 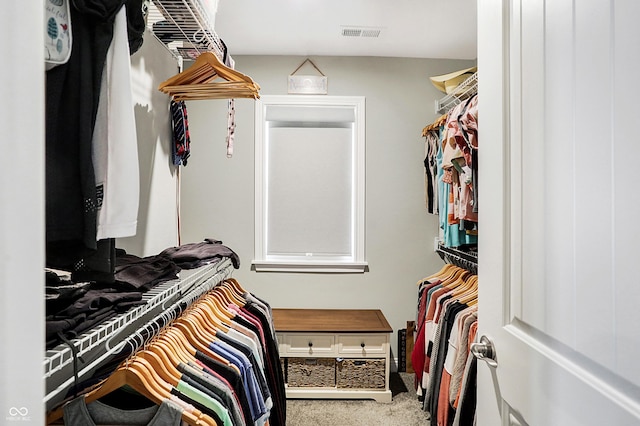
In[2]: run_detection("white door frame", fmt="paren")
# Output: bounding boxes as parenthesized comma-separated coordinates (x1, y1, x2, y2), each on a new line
(0, 2, 46, 425)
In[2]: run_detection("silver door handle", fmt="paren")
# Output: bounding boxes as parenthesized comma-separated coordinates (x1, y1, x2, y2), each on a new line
(471, 335, 498, 368)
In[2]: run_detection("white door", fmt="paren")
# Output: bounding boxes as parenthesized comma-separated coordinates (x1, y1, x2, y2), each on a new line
(477, 0, 640, 425)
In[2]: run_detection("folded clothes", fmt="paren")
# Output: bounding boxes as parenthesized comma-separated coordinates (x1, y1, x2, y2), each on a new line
(159, 238, 240, 269)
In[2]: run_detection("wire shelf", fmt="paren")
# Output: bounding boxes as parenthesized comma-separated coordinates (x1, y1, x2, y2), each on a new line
(44, 257, 233, 405)
(148, 0, 224, 61)
(435, 72, 478, 114)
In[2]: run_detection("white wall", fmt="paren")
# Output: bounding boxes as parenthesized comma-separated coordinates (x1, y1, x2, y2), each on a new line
(117, 32, 182, 257)
(178, 55, 476, 358)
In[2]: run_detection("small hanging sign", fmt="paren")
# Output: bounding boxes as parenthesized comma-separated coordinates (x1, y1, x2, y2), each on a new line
(288, 59, 328, 94)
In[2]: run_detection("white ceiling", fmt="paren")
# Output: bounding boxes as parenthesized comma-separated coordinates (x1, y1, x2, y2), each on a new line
(213, 0, 478, 60)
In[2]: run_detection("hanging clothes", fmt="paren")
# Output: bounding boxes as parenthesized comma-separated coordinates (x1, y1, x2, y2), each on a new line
(412, 265, 479, 426)
(46, 0, 148, 281)
(47, 277, 286, 426)
(45, 0, 127, 265)
(93, 5, 140, 241)
(422, 94, 479, 248)
(171, 100, 192, 166)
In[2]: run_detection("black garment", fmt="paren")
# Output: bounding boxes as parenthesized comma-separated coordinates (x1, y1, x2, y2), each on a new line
(115, 250, 181, 291)
(456, 355, 477, 426)
(66, 306, 119, 338)
(178, 363, 246, 426)
(55, 288, 142, 318)
(244, 302, 286, 426)
(45, 288, 144, 349)
(159, 239, 241, 269)
(46, 0, 127, 268)
(46, 314, 87, 347)
(46, 279, 92, 316)
(429, 302, 468, 426)
(195, 351, 253, 426)
(424, 153, 435, 213)
(126, 0, 148, 54)
(71, 238, 116, 284)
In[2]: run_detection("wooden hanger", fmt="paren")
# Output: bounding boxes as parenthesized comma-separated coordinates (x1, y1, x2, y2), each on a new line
(458, 276, 478, 305)
(193, 299, 232, 331)
(164, 326, 237, 375)
(162, 327, 212, 365)
(452, 275, 476, 298)
(46, 359, 166, 424)
(158, 51, 261, 101)
(172, 319, 222, 360)
(153, 330, 192, 365)
(183, 309, 219, 343)
(422, 113, 448, 136)
(46, 357, 215, 426)
(128, 358, 218, 426)
(137, 346, 182, 386)
(199, 293, 235, 324)
(224, 278, 248, 297)
(207, 290, 237, 318)
(217, 284, 245, 307)
(442, 267, 469, 288)
(423, 263, 455, 282)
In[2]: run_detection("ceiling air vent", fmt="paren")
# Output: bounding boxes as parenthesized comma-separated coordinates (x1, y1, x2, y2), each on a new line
(342, 28, 362, 37)
(361, 29, 381, 38)
(341, 26, 383, 38)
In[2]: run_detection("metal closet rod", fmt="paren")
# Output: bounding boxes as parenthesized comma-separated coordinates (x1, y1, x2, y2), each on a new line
(436, 243, 477, 273)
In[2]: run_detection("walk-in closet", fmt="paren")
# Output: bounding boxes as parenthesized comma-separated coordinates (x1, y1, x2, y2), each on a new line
(4, 1, 640, 425)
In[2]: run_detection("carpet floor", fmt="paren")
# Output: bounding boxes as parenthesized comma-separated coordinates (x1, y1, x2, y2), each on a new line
(285, 372, 428, 425)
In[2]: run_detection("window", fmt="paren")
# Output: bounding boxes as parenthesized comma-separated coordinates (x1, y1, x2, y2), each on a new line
(253, 95, 366, 273)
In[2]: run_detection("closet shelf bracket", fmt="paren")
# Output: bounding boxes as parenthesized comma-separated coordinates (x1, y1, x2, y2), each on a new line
(435, 72, 478, 114)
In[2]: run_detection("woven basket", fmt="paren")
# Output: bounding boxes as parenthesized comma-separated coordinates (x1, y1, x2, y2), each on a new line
(336, 358, 385, 389)
(286, 357, 336, 387)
